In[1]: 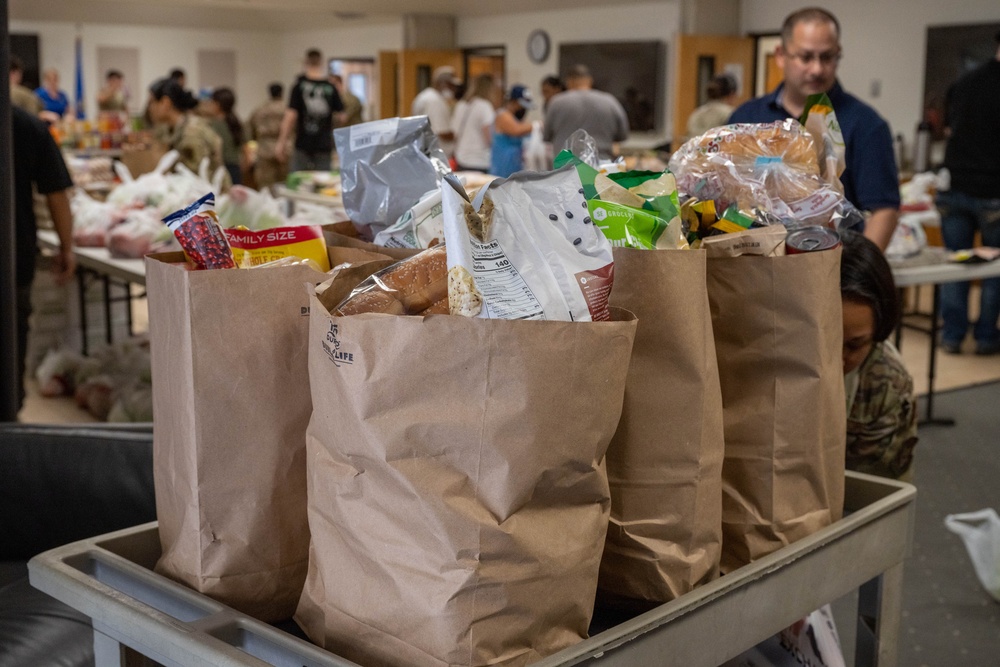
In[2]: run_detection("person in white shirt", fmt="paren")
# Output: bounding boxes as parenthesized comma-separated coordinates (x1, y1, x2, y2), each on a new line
(451, 73, 497, 172)
(412, 65, 460, 157)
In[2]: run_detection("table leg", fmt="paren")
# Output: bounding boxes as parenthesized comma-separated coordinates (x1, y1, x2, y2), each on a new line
(894, 288, 904, 351)
(125, 283, 134, 337)
(103, 275, 113, 345)
(93, 628, 127, 666)
(77, 269, 88, 356)
(855, 562, 905, 667)
(921, 284, 955, 427)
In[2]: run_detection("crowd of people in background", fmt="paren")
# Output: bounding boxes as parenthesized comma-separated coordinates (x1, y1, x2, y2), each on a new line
(7, 48, 369, 191)
(9, 47, 642, 193)
(408, 62, 630, 178)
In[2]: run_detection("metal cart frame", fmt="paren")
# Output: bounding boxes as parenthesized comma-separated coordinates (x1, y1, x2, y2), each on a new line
(29, 471, 915, 667)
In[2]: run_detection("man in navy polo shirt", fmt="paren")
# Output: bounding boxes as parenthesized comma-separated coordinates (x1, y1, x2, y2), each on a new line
(729, 7, 899, 251)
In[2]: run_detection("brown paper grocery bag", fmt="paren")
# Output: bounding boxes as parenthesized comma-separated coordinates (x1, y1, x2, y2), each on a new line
(706, 249, 846, 573)
(322, 224, 417, 260)
(296, 290, 637, 667)
(598, 247, 725, 605)
(147, 250, 395, 621)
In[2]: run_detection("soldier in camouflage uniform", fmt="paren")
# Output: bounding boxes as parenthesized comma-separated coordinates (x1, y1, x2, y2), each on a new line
(249, 83, 289, 189)
(841, 230, 918, 481)
(331, 75, 363, 127)
(147, 77, 228, 187)
(845, 341, 918, 479)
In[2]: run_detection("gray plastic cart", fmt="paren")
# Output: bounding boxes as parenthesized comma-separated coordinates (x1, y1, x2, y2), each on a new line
(29, 471, 915, 667)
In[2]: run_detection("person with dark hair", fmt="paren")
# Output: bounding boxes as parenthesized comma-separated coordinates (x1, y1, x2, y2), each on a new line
(540, 75, 565, 111)
(840, 229, 917, 480)
(206, 87, 246, 185)
(685, 74, 738, 139)
(11, 106, 76, 412)
(728, 7, 900, 251)
(543, 64, 628, 161)
(163, 68, 198, 112)
(9, 56, 42, 115)
(249, 82, 288, 189)
(937, 31, 1000, 356)
(491, 84, 535, 178)
(97, 69, 129, 112)
(147, 77, 226, 180)
(275, 48, 344, 172)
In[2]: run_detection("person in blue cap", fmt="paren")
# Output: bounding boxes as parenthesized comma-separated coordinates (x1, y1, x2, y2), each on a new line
(490, 84, 536, 178)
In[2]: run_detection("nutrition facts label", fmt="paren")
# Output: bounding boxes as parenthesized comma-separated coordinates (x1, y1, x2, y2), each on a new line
(471, 239, 545, 320)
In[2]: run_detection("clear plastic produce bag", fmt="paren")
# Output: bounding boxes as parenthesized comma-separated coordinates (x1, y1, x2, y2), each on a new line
(944, 509, 1000, 602)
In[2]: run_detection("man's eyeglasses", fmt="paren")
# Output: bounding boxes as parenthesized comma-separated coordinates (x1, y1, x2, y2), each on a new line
(785, 50, 842, 66)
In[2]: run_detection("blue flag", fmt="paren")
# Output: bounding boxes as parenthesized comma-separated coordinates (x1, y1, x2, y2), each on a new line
(74, 36, 85, 120)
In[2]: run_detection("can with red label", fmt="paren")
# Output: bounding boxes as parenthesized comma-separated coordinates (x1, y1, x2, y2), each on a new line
(786, 226, 842, 254)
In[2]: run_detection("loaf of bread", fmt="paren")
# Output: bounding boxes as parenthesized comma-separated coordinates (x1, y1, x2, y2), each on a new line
(335, 244, 449, 316)
(336, 290, 406, 316)
(670, 119, 823, 210)
(418, 296, 450, 316)
(376, 244, 448, 313)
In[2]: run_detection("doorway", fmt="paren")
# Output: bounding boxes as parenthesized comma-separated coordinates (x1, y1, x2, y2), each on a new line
(464, 46, 505, 99)
(673, 34, 755, 141)
(753, 34, 782, 97)
(330, 58, 376, 124)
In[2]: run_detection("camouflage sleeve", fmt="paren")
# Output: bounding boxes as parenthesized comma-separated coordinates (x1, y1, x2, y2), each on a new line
(846, 343, 918, 479)
(175, 129, 212, 174)
(345, 95, 362, 120)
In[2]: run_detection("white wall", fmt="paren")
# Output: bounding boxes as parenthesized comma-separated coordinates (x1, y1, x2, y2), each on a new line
(739, 0, 1000, 147)
(458, 1, 683, 145)
(10, 20, 283, 119)
(278, 20, 404, 80)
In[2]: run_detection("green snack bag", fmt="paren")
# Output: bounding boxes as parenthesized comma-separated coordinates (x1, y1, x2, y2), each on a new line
(605, 170, 681, 220)
(554, 149, 601, 200)
(589, 200, 687, 250)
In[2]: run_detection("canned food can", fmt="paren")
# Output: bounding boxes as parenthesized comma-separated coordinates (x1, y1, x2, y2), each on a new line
(786, 226, 842, 254)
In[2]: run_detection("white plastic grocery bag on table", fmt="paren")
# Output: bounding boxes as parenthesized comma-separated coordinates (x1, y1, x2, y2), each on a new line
(944, 508, 1000, 601)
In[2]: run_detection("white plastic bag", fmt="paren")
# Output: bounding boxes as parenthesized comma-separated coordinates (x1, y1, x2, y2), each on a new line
(441, 166, 614, 322)
(945, 509, 1000, 601)
(885, 213, 928, 261)
(523, 120, 548, 172)
(373, 187, 445, 249)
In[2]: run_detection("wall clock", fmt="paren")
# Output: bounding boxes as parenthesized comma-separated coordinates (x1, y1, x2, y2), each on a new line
(527, 29, 551, 64)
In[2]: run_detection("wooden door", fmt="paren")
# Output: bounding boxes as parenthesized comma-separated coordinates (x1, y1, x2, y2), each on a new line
(466, 54, 505, 107)
(378, 51, 399, 120)
(397, 49, 464, 117)
(674, 34, 755, 142)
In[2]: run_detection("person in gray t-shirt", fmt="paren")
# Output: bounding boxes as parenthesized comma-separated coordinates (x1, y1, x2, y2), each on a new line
(543, 64, 629, 162)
